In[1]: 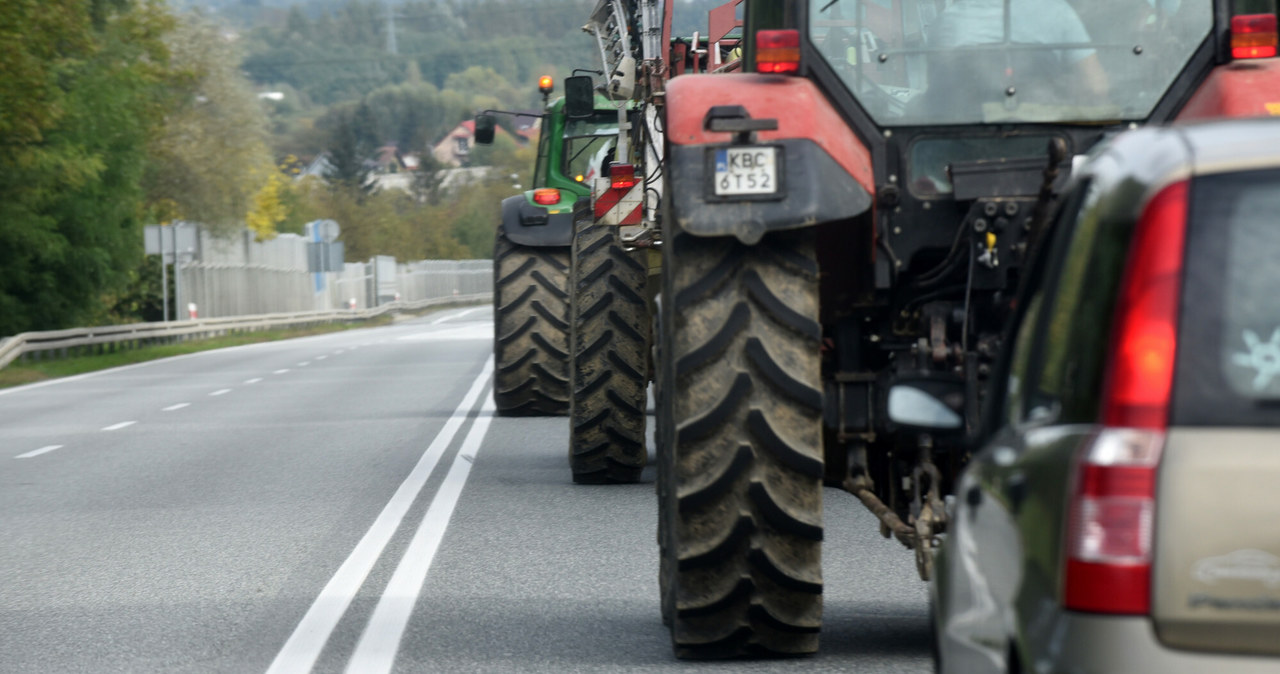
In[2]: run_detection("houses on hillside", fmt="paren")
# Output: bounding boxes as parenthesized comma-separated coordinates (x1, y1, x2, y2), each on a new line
(297, 113, 539, 196)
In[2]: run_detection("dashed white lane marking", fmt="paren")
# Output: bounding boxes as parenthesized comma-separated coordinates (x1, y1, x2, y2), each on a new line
(266, 357, 495, 674)
(209, 389, 232, 397)
(334, 350, 345, 355)
(274, 369, 290, 375)
(346, 390, 496, 674)
(102, 421, 136, 431)
(316, 355, 327, 361)
(162, 403, 190, 412)
(297, 362, 310, 367)
(16, 445, 62, 459)
(244, 378, 263, 385)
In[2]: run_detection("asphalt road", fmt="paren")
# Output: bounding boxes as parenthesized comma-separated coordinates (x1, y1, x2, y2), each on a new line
(0, 307, 931, 673)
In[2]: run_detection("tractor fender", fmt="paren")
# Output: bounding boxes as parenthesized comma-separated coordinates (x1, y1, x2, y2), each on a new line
(1176, 59, 1280, 121)
(500, 193, 574, 247)
(664, 74, 874, 244)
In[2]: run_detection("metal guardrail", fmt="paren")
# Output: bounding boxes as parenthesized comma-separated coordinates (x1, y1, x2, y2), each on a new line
(0, 293, 492, 371)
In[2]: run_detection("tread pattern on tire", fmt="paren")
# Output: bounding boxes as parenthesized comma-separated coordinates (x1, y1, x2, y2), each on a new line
(658, 226, 823, 658)
(568, 213, 649, 483)
(493, 226, 570, 416)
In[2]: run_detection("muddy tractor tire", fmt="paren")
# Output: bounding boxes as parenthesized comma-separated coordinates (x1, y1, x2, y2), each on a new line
(657, 225, 824, 658)
(492, 226, 571, 416)
(568, 212, 650, 484)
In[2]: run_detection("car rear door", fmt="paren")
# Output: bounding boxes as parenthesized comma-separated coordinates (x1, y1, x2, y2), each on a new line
(1153, 166, 1280, 656)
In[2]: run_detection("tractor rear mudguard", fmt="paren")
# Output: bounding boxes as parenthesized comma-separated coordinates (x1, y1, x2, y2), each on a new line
(665, 74, 875, 245)
(501, 193, 574, 247)
(1177, 59, 1280, 120)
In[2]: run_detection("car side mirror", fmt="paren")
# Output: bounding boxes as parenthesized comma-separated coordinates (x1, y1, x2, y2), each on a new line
(886, 377, 966, 435)
(564, 76, 595, 119)
(474, 114, 496, 145)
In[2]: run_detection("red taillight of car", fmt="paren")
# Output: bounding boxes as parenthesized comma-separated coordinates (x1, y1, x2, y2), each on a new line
(532, 188, 560, 205)
(609, 163, 637, 189)
(1063, 179, 1188, 615)
(1065, 428, 1164, 614)
(756, 29, 801, 74)
(1231, 14, 1278, 60)
(1102, 180, 1188, 430)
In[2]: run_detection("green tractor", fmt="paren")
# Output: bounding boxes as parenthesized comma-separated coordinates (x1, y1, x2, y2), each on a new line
(476, 80, 626, 418)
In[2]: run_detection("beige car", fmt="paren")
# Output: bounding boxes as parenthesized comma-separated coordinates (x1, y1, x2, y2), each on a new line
(930, 118, 1280, 672)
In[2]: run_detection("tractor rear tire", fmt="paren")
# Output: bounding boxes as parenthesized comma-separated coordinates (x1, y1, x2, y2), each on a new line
(492, 227, 570, 416)
(568, 213, 649, 484)
(657, 224, 824, 658)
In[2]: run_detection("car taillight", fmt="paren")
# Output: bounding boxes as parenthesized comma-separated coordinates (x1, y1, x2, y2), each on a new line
(1102, 180, 1188, 430)
(756, 29, 800, 74)
(1064, 179, 1188, 616)
(1232, 14, 1278, 60)
(609, 163, 636, 189)
(532, 188, 560, 205)
(1065, 428, 1164, 614)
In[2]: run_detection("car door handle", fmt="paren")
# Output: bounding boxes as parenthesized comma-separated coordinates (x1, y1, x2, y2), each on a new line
(1007, 472, 1027, 514)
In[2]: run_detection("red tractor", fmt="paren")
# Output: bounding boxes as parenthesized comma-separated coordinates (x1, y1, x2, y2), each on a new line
(652, 0, 1280, 658)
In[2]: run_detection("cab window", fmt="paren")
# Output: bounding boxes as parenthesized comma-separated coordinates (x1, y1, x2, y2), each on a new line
(561, 113, 620, 183)
(807, 0, 1212, 126)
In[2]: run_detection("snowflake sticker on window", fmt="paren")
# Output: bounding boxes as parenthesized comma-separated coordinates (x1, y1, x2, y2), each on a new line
(1232, 328, 1280, 391)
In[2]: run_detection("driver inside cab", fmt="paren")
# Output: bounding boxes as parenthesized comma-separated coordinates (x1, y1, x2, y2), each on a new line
(926, 0, 1109, 107)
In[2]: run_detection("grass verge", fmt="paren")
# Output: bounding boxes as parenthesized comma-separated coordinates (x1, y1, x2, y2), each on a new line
(0, 316, 397, 390)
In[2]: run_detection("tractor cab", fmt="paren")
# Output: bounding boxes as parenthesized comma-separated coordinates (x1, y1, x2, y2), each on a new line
(804, 0, 1217, 290)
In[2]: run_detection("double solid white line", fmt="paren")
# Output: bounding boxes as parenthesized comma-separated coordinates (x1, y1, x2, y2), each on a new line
(267, 357, 496, 674)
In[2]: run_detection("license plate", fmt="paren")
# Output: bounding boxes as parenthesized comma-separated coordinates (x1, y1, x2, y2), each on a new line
(713, 147, 778, 196)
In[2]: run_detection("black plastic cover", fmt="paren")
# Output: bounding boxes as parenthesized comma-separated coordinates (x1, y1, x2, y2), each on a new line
(667, 138, 872, 244)
(500, 194, 574, 247)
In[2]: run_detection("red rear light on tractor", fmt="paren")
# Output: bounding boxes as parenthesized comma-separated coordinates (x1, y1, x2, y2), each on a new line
(1232, 14, 1279, 60)
(532, 188, 560, 205)
(756, 29, 801, 74)
(609, 163, 637, 189)
(1064, 180, 1188, 616)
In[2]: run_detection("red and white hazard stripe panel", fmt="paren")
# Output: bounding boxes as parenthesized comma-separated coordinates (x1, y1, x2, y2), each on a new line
(593, 178, 643, 226)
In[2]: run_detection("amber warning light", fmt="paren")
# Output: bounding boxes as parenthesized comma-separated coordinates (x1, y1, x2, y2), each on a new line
(1232, 14, 1278, 60)
(538, 75, 554, 94)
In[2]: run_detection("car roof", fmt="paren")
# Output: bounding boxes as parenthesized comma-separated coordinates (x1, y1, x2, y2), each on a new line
(1177, 117, 1280, 177)
(1071, 117, 1280, 222)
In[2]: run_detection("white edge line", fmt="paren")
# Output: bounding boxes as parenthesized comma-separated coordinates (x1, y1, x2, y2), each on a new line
(162, 403, 191, 412)
(431, 307, 485, 325)
(345, 389, 496, 674)
(16, 445, 63, 459)
(102, 421, 136, 431)
(265, 357, 495, 674)
(0, 324, 393, 398)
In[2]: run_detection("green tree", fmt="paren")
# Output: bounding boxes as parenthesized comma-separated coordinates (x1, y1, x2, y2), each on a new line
(0, 0, 175, 335)
(144, 13, 274, 235)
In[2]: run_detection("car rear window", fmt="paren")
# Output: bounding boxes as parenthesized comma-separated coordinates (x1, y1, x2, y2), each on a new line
(1173, 168, 1280, 426)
